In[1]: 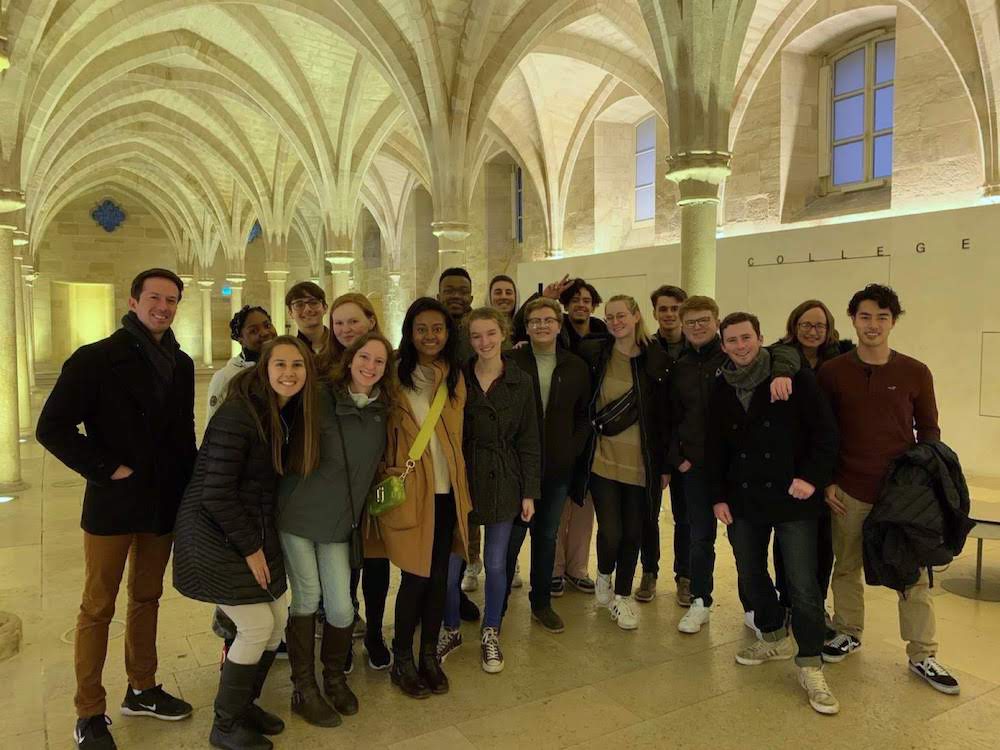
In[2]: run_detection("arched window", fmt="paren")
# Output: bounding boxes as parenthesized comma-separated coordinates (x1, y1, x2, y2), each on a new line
(634, 117, 656, 221)
(820, 32, 895, 191)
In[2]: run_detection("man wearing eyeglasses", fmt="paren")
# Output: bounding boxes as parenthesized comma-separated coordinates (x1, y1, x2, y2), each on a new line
(671, 296, 801, 635)
(504, 298, 591, 632)
(285, 281, 329, 354)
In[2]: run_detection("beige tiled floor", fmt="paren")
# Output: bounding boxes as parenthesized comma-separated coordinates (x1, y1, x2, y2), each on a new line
(2, 373, 999, 749)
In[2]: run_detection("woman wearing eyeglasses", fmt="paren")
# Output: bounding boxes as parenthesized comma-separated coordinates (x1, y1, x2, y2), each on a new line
(575, 295, 671, 631)
(773, 299, 854, 633)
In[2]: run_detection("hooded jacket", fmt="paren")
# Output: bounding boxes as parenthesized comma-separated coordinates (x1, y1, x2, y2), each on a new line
(862, 441, 975, 592)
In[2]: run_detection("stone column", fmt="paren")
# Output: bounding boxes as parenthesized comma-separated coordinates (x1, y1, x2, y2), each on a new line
(665, 152, 732, 297)
(21, 264, 36, 389)
(432, 221, 470, 274)
(226, 275, 246, 356)
(11, 251, 30, 436)
(264, 269, 289, 334)
(0, 224, 27, 491)
(198, 279, 214, 369)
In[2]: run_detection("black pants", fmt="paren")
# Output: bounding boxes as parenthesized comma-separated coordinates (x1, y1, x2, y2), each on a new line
(773, 506, 833, 609)
(356, 558, 391, 641)
(639, 492, 662, 578)
(729, 518, 825, 665)
(392, 492, 457, 655)
(590, 474, 646, 596)
(504, 476, 570, 613)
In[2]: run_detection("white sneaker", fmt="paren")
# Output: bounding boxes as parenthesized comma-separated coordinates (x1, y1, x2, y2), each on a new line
(744, 611, 762, 639)
(461, 559, 483, 592)
(595, 573, 613, 607)
(735, 636, 795, 665)
(799, 666, 840, 715)
(610, 595, 639, 630)
(511, 560, 523, 589)
(678, 597, 710, 633)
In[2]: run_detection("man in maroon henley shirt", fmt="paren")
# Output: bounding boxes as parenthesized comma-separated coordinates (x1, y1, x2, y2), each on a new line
(817, 283, 959, 696)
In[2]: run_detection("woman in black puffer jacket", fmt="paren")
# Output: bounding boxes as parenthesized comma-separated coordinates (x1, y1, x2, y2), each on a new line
(173, 336, 319, 750)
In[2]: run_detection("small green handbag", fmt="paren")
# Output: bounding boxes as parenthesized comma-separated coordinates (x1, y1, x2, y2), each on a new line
(367, 382, 447, 517)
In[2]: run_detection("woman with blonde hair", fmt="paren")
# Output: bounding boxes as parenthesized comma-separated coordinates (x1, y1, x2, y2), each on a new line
(575, 295, 671, 631)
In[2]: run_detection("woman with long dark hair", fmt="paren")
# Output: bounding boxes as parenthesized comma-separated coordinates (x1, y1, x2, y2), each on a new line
(173, 336, 319, 750)
(365, 298, 471, 699)
(278, 332, 396, 728)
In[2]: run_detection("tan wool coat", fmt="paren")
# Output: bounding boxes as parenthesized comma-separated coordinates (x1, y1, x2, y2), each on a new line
(364, 362, 471, 577)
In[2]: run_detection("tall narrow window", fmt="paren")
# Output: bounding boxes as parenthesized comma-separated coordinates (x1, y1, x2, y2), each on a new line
(514, 166, 524, 244)
(826, 34, 894, 189)
(635, 117, 655, 221)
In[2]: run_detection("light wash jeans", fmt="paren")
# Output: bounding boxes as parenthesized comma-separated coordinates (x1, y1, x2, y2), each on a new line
(279, 531, 354, 628)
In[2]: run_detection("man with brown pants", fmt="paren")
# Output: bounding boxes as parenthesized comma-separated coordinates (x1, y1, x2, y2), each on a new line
(818, 283, 959, 695)
(37, 269, 198, 749)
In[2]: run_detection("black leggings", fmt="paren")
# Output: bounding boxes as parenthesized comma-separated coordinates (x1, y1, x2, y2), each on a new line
(392, 493, 457, 654)
(354, 558, 391, 642)
(590, 474, 646, 596)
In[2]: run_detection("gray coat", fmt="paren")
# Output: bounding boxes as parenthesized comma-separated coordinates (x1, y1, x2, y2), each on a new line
(463, 359, 542, 525)
(277, 386, 387, 543)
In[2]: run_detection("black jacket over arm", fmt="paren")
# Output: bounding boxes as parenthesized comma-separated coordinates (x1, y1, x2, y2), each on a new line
(574, 337, 671, 509)
(35, 328, 196, 535)
(705, 367, 838, 523)
(509, 345, 591, 485)
(172, 399, 287, 605)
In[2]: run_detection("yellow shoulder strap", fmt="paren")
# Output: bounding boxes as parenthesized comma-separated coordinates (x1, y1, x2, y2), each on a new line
(407, 382, 448, 463)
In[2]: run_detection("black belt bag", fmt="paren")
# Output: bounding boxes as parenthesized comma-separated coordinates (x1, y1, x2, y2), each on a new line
(592, 387, 639, 437)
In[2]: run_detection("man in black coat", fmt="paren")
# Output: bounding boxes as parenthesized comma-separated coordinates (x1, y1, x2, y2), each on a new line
(503, 297, 591, 632)
(706, 312, 840, 716)
(36, 268, 197, 750)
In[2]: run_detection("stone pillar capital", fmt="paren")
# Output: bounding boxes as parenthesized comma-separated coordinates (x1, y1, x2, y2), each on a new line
(225, 274, 246, 289)
(665, 151, 733, 205)
(431, 221, 471, 243)
(264, 267, 289, 280)
(197, 279, 215, 290)
(0, 189, 25, 214)
(12, 231, 28, 248)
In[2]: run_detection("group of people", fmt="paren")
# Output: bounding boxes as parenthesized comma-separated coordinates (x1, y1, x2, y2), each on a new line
(36, 264, 963, 750)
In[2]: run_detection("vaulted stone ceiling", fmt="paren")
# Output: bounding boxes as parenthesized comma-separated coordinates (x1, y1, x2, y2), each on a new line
(1, 0, 997, 274)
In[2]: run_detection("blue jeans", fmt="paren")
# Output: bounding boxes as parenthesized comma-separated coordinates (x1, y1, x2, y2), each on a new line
(445, 519, 513, 629)
(682, 469, 718, 605)
(505, 477, 569, 612)
(279, 532, 354, 628)
(729, 518, 825, 667)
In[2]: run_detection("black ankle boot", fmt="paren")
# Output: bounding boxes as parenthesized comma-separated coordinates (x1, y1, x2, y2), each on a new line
(418, 643, 450, 695)
(390, 646, 431, 699)
(321, 624, 359, 716)
(244, 650, 284, 735)
(210, 659, 273, 750)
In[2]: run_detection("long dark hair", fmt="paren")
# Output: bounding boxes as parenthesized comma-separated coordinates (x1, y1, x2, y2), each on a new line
(330, 331, 397, 407)
(397, 297, 460, 399)
(226, 335, 319, 475)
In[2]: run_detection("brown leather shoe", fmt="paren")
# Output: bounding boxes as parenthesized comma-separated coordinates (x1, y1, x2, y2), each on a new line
(285, 615, 341, 727)
(321, 623, 359, 716)
(635, 573, 657, 603)
(676, 577, 692, 607)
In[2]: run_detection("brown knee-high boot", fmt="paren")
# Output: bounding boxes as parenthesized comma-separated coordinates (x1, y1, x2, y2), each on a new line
(285, 615, 341, 727)
(321, 623, 359, 715)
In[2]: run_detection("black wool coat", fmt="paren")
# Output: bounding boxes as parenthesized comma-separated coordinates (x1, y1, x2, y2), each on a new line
(172, 399, 287, 605)
(463, 359, 542, 525)
(35, 328, 196, 535)
(705, 367, 839, 523)
(509, 345, 591, 484)
(575, 337, 671, 509)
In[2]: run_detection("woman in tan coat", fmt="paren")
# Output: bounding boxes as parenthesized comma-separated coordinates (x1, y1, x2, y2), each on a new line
(365, 297, 471, 699)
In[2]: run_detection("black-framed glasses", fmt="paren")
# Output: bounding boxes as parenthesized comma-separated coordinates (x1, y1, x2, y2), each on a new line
(290, 299, 324, 312)
(797, 322, 828, 333)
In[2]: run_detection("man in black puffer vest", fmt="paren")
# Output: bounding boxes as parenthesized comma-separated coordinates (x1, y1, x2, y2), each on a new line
(37, 269, 197, 750)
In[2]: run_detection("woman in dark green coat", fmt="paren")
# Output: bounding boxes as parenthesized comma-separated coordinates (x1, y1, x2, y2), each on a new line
(438, 307, 541, 675)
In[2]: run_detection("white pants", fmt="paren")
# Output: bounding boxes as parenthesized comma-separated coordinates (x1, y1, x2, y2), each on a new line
(218, 597, 288, 665)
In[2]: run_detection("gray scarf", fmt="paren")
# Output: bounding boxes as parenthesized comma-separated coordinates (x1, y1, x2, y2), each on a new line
(722, 348, 771, 412)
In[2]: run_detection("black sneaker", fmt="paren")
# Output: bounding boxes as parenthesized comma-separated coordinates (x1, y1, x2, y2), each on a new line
(365, 636, 392, 670)
(275, 639, 289, 660)
(909, 657, 960, 695)
(459, 592, 481, 622)
(551, 577, 565, 598)
(821, 633, 861, 663)
(531, 606, 566, 634)
(565, 574, 596, 594)
(74, 715, 116, 750)
(120, 684, 192, 721)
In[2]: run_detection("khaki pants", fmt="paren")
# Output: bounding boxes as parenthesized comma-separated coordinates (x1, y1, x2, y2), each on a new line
(75, 532, 173, 718)
(831, 489, 937, 662)
(553, 493, 595, 580)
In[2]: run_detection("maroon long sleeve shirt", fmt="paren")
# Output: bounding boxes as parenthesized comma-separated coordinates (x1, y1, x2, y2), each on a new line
(817, 350, 940, 503)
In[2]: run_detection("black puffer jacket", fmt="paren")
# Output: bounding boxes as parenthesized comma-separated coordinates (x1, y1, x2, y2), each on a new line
(575, 337, 671, 509)
(463, 359, 542, 525)
(863, 441, 975, 592)
(173, 398, 287, 605)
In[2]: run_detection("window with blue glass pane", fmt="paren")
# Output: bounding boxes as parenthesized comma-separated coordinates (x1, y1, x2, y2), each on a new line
(515, 167, 524, 244)
(873, 135, 893, 178)
(875, 40, 895, 84)
(634, 116, 655, 221)
(833, 141, 865, 185)
(874, 86, 893, 132)
(834, 48, 865, 95)
(834, 95, 865, 140)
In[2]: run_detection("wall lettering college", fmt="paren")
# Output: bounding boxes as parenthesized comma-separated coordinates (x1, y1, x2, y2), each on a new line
(746, 238, 973, 267)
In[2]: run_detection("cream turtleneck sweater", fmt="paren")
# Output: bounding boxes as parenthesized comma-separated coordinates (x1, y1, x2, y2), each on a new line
(408, 364, 451, 494)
